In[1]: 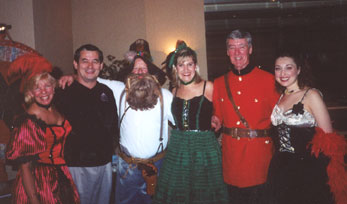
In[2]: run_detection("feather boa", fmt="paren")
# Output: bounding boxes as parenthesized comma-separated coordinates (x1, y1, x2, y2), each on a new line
(7, 53, 52, 91)
(310, 127, 347, 204)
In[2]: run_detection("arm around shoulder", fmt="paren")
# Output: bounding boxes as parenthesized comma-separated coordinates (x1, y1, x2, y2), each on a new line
(98, 78, 125, 101)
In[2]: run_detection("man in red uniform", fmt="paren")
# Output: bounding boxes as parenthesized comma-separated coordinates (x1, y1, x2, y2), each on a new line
(212, 29, 279, 203)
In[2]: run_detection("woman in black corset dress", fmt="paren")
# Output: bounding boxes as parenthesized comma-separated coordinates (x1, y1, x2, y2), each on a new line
(267, 53, 346, 204)
(152, 45, 229, 204)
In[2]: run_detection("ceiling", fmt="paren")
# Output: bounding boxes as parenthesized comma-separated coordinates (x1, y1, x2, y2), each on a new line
(204, 0, 347, 11)
(204, 0, 347, 32)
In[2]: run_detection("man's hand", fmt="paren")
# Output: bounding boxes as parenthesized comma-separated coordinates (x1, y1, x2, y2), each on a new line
(211, 115, 222, 132)
(58, 75, 75, 89)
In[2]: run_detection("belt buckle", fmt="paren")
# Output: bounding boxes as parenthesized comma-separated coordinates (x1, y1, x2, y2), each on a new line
(249, 130, 257, 138)
(233, 128, 240, 140)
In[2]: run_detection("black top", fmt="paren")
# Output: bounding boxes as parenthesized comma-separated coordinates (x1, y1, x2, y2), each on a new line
(54, 81, 119, 167)
(172, 82, 213, 131)
(268, 97, 332, 204)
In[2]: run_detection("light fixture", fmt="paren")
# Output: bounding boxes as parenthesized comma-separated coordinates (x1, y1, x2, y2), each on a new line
(0, 23, 11, 34)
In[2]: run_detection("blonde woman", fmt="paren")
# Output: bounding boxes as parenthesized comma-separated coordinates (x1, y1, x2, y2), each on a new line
(153, 46, 229, 204)
(6, 57, 79, 204)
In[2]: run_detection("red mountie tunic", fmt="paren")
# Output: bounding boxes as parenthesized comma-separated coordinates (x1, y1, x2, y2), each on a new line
(6, 114, 80, 204)
(213, 66, 279, 188)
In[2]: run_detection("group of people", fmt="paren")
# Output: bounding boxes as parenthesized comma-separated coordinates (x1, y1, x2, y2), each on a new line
(211, 30, 346, 204)
(4, 29, 346, 204)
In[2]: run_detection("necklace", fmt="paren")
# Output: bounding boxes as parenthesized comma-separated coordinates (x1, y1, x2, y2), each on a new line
(35, 101, 52, 110)
(179, 75, 196, 86)
(284, 89, 300, 95)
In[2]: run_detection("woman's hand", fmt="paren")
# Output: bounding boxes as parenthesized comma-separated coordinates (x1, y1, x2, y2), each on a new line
(21, 162, 41, 204)
(58, 75, 75, 89)
(211, 115, 222, 132)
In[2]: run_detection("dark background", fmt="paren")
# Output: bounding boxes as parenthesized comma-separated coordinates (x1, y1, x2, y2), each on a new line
(204, 0, 347, 131)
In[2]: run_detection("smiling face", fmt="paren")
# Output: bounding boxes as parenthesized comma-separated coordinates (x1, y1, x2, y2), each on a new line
(275, 56, 301, 90)
(30, 79, 55, 106)
(227, 38, 253, 71)
(74, 50, 103, 88)
(176, 56, 196, 83)
(132, 58, 148, 74)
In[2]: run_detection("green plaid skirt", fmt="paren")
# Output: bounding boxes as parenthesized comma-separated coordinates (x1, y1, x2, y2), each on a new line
(152, 129, 229, 204)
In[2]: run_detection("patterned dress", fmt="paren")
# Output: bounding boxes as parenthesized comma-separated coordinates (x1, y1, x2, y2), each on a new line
(6, 114, 80, 204)
(267, 90, 333, 204)
(152, 82, 229, 204)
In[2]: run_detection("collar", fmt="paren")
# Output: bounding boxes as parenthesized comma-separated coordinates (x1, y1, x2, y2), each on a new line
(179, 74, 196, 86)
(35, 101, 51, 110)
(73, 80, 99, 91)
(229, 63, 256, 76)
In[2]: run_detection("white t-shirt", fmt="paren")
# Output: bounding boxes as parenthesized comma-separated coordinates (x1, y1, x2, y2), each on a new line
(98, 78, 174, 159)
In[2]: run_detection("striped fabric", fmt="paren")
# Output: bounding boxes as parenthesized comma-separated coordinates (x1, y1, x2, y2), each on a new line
(6, 115, 80, 203)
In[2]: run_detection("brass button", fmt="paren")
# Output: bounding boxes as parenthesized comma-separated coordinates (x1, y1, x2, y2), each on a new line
(221, 98, 224, 102)
(237, 106, 240, 110)
(237, 91, 241, 95)
(238, 77, 242, 81)
(254, 98, 258, 103)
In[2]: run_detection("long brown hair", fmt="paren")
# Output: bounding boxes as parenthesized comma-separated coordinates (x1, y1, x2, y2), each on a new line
(275, 52, 313, 93)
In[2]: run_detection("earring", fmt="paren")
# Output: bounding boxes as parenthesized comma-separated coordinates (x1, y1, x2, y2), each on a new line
(195, 65, 200, 74)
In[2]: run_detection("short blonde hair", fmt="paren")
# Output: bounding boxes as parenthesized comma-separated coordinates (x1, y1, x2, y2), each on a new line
(24, 72, 56, 105)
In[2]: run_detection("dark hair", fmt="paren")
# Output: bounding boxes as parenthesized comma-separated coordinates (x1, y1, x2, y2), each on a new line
(74, 44, 103, 63)
(226, 29, 252, 48)
(172, 47, 202, 87)
(274, 52, 313, 93)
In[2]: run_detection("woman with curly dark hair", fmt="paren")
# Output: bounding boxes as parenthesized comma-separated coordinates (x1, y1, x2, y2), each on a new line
(267, 53, 346, 204)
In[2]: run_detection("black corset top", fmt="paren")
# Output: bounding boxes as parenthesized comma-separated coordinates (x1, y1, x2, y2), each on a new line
(172, 82, 213, 131)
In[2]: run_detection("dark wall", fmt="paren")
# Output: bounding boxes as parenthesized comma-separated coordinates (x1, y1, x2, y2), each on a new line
(205, 5, 347, 106)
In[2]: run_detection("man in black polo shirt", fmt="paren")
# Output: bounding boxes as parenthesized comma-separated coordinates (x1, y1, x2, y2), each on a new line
(55, 44, 119, 204)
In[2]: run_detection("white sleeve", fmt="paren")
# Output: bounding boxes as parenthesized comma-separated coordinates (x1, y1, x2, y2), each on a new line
(161, 88, 175, 125)
(97, 78, 125, 111)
